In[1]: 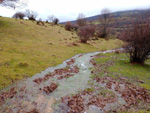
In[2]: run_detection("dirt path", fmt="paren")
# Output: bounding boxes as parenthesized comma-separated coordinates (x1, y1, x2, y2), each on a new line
(1, 48, 149, 113)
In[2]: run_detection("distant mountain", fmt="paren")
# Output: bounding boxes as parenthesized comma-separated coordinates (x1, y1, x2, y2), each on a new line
(61, 9, 145, 24)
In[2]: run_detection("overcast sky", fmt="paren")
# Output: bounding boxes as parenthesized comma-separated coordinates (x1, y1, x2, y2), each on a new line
(0, 0, 150, 22)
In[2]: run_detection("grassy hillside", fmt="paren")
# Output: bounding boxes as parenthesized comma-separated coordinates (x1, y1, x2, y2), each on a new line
(0, 17, 122, 89)
(61, 10, 143, 24)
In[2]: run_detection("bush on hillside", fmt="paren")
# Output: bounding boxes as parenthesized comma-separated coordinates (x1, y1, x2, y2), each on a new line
(25, 9, 38, 21)
(77, 25, 95, 43)
(65, 22, 79, 31)
(72, 24, 79, 31)
(53, 18, 59, 24)
(65, 22, 72, 31)
(46, 20, 49, 23)
(95, 27, 102, 38)
(12, 12, 25, 19)
(119, 21, 150, 64)
(28, 16, 36, 21)
(95, 27, 112, 38)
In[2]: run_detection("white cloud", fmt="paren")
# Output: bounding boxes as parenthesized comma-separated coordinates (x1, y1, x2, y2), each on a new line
(0, 7, 15, 17)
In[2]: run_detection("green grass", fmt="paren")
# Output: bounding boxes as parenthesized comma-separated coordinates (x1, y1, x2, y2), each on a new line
(0, 19, 10, 28)
(0, 17, 122, 89)
(86, 87, 94, 92)
(93, 52, 150, 90)
(92, 52, 150, 112)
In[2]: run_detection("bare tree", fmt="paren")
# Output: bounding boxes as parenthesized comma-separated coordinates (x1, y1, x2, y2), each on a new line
(48, 15, 55, 22)
(98, 8, 112, 38)
(76, 13, 87, 27)
(25, 9, 38, 21)
(119, 20, 150, 64)
(0, 0, 27, 9)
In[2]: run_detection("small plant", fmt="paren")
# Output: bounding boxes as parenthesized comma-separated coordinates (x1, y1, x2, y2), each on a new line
(17, 63, 28, 68)
(36, 21, 40, 25)
(115, 50, 120, 54)
(77, 25, 95, 43)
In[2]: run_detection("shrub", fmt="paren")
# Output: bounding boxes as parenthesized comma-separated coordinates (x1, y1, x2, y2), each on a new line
(65, 22, 72, 31)
(12, 12, 25, 19)
(119, 21, 150, 64)
(64, 22, 79, 31)
(28, 16, 36, 21)
(41, 22, 45, 26)
(95, 26, 108, 38)
(36, 21, 45, 26)
(36, 21, 40, 25)
(99, 32, 107, 38)
(72, 24, 79, 31)
(95, 27, 102, 38)
(77, 25, 95, 43)
(53, 18, 59, 24)
(46, 20, 49, 23)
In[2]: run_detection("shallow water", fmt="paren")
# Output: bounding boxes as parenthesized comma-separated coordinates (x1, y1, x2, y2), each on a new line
(0, 49, 124, 113)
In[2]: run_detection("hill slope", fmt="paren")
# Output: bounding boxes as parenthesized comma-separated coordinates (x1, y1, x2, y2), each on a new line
(61, 9, 144, 24)
(0, 17, 122, 89)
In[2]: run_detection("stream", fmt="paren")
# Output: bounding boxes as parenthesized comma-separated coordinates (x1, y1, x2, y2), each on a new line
(0, 49, 125, 113)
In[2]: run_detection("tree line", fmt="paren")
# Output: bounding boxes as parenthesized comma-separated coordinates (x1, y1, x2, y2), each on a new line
(65, 9, 150, 64)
